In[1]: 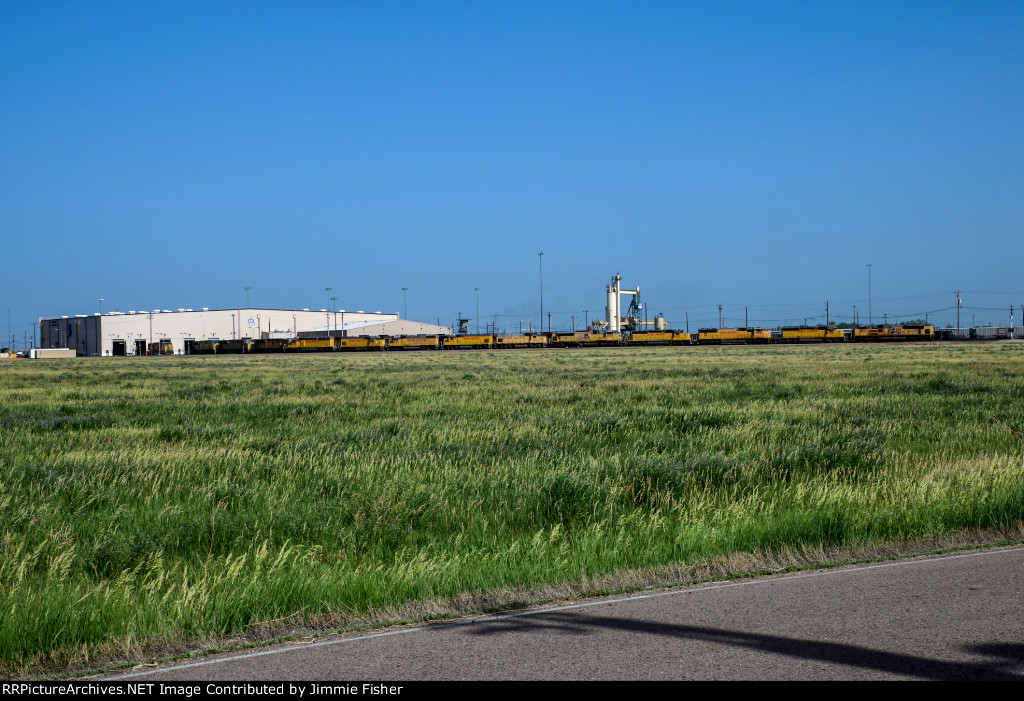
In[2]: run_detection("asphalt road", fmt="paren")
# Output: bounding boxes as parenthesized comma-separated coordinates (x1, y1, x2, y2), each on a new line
(107, 546, 1024, 681)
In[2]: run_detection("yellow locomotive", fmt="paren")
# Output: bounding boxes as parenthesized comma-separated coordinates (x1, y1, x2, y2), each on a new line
(441, 334, 494, 349)
(696, 328, 772, 344)
(853, 324, 935, 342)
(550, 332, 623, 347)
(629, 331, 692, 345)
(388, 336, 442, 351)
(779, 326, 846, 343)
(494, 334, 548, 348)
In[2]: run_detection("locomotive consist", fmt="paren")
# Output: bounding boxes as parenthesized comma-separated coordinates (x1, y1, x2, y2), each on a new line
(189, 324, 935, 355)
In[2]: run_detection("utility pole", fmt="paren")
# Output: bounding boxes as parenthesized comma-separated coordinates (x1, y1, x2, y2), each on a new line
(475, 288, 480, 334)
(547, 311, 552, 334)
(867, 263, 873, 325)
(825, 300, 830, 327)
(883, 313, 888, 325)
(538, 252, 544, 333)
(718, 304, 723, 328)
(584, 310, 589, 329)
(402, 288, 408, 320)
(955, 291, 961, 337)
(571, 315, 575, 332)
(745, 306, 748, 328)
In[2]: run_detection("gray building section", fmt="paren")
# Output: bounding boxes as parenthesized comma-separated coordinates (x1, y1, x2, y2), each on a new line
(39, 308, 399, 356)
(299, 319, 452, 338)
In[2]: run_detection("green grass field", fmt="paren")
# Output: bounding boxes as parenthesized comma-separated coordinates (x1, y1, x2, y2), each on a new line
(1, 343, 1023, 673)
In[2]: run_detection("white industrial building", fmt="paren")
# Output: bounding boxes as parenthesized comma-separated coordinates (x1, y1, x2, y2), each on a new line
(39, 308, 399, 357)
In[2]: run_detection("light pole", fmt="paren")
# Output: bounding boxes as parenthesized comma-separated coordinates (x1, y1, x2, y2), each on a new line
(475, 288, 480, 334)
(866, 263, 873, 326)
(325, 287, 332, 336)
(538, 252, 544, 333)
(245, 286, 252, 308)
(331, 297, 338, 337)
(98, 298, 104, 315)
(402, 288, 408, 320)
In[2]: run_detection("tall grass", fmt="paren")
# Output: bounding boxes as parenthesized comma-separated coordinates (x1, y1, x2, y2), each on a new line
(1, 343, 1022, 670)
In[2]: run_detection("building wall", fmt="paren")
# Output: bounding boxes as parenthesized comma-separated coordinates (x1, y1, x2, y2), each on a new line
(299, 320, 453, 338)
(40, 309, 398, 356)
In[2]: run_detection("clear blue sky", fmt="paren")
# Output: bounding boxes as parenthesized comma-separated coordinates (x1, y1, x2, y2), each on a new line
(2, 0, 1022, 342)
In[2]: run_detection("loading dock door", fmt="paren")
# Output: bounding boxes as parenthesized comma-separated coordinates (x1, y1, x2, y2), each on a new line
(112, 340, 126, 357)
(135, 339, 147, 356)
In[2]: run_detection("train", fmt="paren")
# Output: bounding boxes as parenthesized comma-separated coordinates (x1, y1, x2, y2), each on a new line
(187, 323, 936, 355)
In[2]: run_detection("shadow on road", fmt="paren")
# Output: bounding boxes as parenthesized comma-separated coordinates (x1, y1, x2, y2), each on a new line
(469, 611, 1022, 680)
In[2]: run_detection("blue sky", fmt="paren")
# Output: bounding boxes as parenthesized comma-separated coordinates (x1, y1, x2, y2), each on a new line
(2, 0, 1022, 342)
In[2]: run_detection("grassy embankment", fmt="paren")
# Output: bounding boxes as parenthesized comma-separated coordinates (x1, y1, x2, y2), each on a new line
(1, 343, 1022, 673)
